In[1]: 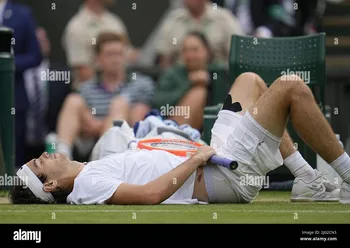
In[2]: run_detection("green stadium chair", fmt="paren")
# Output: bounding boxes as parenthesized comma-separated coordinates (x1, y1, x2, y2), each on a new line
(203, 103, 222, 144)
(206, 66, 231, 107)
(229, 33, 326, 110)
(203, 33, 327, 180)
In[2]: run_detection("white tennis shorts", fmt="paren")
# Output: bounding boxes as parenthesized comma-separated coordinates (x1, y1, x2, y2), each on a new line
(204, 110, 284, 203)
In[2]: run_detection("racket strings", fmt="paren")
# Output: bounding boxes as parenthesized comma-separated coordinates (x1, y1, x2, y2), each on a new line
(144, 142, 198, 150)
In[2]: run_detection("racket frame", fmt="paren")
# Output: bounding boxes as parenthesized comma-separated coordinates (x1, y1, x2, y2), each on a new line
(137, 138, 202, 157)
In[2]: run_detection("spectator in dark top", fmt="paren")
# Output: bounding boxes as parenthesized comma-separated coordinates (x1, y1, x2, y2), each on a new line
(56, 32, 155, 159)
(294, 0, 326, 35)
(23, 27, 71, 163)
(219, 0, 325, 37)
(0, 0, 42, 167)
(154, 31, 227, 130)
(217, 0, 295, 37)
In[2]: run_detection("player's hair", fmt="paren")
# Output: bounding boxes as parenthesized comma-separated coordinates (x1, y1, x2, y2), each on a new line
(8, 174, 69, 204)
(94, 32, 129, 54)
(184, 31, 214, 62)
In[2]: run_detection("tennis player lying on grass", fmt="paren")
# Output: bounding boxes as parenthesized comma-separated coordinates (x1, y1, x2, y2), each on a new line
(10, 72, 350, 205)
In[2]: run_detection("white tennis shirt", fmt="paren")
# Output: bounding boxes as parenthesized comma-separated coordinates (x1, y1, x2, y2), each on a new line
(66, 149, 198, 205)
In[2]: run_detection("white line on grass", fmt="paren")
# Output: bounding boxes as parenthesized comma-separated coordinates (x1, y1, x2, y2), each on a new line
(1, 210, 350, 213)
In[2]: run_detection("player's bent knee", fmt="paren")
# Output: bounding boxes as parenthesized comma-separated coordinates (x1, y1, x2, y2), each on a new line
(233, 72, 259, 85)
(274, 75, 313, 101)
(292, 82, 314, 100)
(286, 74, 304, 83)
(275, 75, 305, 90)
(277, 74, 306, 87)
(230, 72, 264, 91)
(238, 72, 259, 79)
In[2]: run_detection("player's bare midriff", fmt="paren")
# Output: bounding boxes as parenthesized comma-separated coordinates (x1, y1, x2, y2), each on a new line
(192, 166, 209, 202)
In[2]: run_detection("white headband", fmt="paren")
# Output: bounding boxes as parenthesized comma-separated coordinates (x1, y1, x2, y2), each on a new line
(16, 164, 55, 203)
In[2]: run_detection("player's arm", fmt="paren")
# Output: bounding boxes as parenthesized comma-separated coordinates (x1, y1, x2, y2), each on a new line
(106, 146, 215, 205)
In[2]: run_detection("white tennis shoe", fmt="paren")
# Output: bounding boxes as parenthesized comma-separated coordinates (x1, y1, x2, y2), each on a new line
(291, 169, 340, 202)
(339, 181, 350, 204)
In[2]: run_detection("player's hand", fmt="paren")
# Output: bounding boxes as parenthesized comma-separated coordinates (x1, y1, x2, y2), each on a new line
(188, 70, 210, 86)
(192, 146, 216, 166)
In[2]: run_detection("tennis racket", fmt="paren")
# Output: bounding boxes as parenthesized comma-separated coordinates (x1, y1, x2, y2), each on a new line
(134, 138, 238, 170)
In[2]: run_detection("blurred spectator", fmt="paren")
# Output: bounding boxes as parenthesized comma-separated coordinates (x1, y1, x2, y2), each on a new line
(294, 0, 326, 35)
(56, 32, 155, 159)
(250, 0, 295, 37)
(212, 0, 255, 35)
(219, 0, 326, 37)
(0, 0, 42, 167)
(217, 0, 295, 37)
(154, 31, 227, 130)
(155, 0, 244, 69)
(62, 0, 138, 88)
(23, 27, 71, 162)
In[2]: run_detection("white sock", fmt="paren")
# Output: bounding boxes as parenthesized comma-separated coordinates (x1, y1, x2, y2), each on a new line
(57, 139, 72, 159)
(284, 151, 315, 181)
(330, 152, 350, 184)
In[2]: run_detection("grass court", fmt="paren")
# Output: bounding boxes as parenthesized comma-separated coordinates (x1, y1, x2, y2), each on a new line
(0, 191, 349, 224)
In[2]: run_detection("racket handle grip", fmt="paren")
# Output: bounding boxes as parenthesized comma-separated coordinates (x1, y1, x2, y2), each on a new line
(209, 155, 238, 170)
